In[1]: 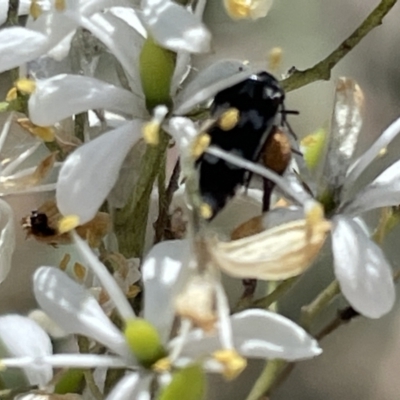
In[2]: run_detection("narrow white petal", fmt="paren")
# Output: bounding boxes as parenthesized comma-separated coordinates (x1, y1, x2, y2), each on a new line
(143, 240, 191, 343)
(317, 78, 363, 198)
(0, 315, 52, 386)
(106, 372, 151, 400)
(0, 200, 16, 283)
(42, 354, 127, 368)
(78, 12, 146, 99)
(332, 216, 395, 318)
(173, 60, 253, 115)
(170, 51, 191, 96)
(344, 117, 400, 191)
(29, 75, 138, 126)
(110, 7, 148, 38)
(0, 27, 47, 73)
(178, 309, 321, 361)
(1, 354, 127, 369)
(56, 120, 142, 224)
(1, 142, 41, 177)
(340, 159, 400, 215)
(141, 0, 211, 53)
(33, 267, 131, 358)
(72, 232, 136, 322)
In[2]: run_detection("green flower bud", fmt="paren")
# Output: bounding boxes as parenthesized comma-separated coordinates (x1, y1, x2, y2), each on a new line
(124, 319, 167, 368)
(140, 36, 175, 111)
(158, 364, 206, 400)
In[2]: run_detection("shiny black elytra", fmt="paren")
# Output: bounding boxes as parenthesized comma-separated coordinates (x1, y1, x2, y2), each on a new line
(196, 71, 286, 219)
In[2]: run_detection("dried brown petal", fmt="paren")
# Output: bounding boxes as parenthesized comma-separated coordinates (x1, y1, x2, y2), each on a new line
(209, 211, 331, 281)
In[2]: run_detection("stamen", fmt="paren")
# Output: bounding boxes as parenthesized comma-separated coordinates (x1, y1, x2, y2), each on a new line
(30, 0, 43, 18)
(55, 0, 66, 11)
(219, 108, 240, 131)
(268, 47, 283, 73)
(212, 349, 247, 380)
(58, 215, 80, 233)
(5, 87, 17, 102)
(200, 203, 213, 220)
(191, 133, 211, 159)
(15, 79, 36, 95)
(142, 121, 160, 145)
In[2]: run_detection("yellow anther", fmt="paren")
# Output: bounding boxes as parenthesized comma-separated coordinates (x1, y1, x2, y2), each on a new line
(30, 0, 43, 18)
(18, 118, 55, 142)
(142, 121, 160, 145)
(225, 0, 252, 19)
(191, 133, 211, 159)
(5, 87, 17, 102)
(200, 203, 213, 220)
(213, 349, 247, 380)
(0, 361, 6, 371)
(15, 79, 36, 95)
(58, 215, 80, 234)
(378, 147, 387, 157)
(152, 357, 172, 373)
(55, 0, 66, 11)
(219, 108, 240, 131)
(268, 47, 283, 73)
(73, 262, 86, 281)
(305, 202, 325, 226)
(127, 284, 141, 298)
(59, 253, 71, 271)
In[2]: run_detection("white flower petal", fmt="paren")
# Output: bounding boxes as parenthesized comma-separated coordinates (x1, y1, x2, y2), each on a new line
(110, 7, 148, 38)
(29, 74, 139, 126)
(143, 240, 192, 343)
(340, 159, 400, 215)
(33, 267, 131, 358)
(1, 354, 127, 369)
(140, 0, 211, 53)
(332, 216, 395, 318)
(317, 78, 363, 198)
(106, 372, 151, 400)
(174, 60, 254, 115)
(0, 27, 48, 73)
(0, 315, 52, 386)
(344, 116, 400, 191)
(179, 309, 321, 361)
(72, 232, 136, 322)
(170, 51, 191, 96)
(56, 120, 142, 224)
(78, 12, 146, 99)
(0, 200, 15, 283)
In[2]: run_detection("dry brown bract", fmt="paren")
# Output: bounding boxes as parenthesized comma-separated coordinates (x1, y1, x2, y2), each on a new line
(22, 199, 110, 248)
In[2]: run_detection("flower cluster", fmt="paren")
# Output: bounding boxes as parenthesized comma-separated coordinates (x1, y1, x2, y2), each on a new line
(0, 0, 399, 399)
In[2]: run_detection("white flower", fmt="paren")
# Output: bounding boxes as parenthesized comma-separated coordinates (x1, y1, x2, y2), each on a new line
(0, 0, 211, 74)
(0, 235, 321, 397)
(303, 78, 400, 318)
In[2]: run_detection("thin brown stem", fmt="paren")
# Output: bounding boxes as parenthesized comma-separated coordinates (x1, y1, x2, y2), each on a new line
(281, 0, 398, 92)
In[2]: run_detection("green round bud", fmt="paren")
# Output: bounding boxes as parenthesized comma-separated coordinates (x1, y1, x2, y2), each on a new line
(124, 319, 167, 368)
(158, 364, 206, 400)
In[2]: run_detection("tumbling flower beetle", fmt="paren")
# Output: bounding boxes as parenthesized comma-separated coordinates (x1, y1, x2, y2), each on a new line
(196, 71, 293, 219)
